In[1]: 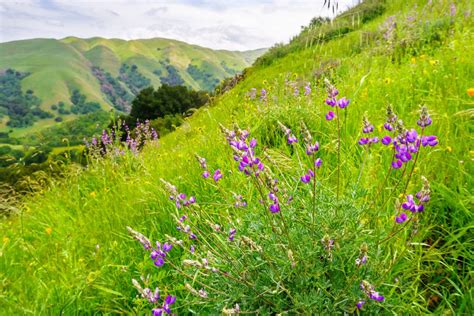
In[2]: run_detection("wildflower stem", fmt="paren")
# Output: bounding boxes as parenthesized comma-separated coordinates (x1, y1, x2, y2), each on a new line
(368, 165, 392, 209)
(353, 146, 369, 196)
(217, 270, 276, 307)
(312, 164, 317, 226)
(378, 216, 413, 245)
(278, 210, 294, 251)
(401, 129, 424, 195)
(336, 106, 341, 208)
(166, 260, 226, 295)
(252, 176, 277, 233)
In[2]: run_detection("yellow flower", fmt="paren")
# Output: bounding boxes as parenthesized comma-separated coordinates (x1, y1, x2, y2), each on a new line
(446, 146, 452, 153)
(90, 191, 96, 198)
(411, 57, 416, 64)
(2, 236, 9, 244)
(45, 227, 52, 235)
(383, 77, 392, 84)
(429, 60, 439, 66)
(467, 88, 474, 97)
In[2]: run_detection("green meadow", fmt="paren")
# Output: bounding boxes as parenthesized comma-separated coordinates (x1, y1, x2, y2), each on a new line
(1, 0, 473, 314)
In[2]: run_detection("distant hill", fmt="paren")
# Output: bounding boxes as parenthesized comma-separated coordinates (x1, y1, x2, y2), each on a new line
(0, 37, 265, 133)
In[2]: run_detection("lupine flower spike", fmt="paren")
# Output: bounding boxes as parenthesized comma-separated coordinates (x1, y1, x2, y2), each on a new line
(395, 176, 431, 223)
(358, 115, 379, 146)
(360, 280, 385, 302)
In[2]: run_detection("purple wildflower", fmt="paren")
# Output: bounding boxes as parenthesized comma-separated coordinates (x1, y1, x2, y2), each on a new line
(324, 79, 350, 115)
(395, 212, 408, 223)
(213, 169, 223, 182)
(260, 88, 267, 102)
(229, 228, 236, 241)
(150, 241, 173, 267)
(356, 300, 366, 310)
(421, 135, 438, 147)
(304, 82, 311, 96)
(269, 203, 280, 213)
(359, 138, 369, 145)
(132, 278, 160, 304)
(305, 142, 319, 155)
(417, 106, 432, 128)
(314, 158, 322, 168)
(233, 194, 247, 208)
(450, 2, 456, 16)
(202, 171, 210, 178)
(361, 280, 384, 302)
(382, 136, 392, 145)
(162, 295, 176, 314)
(278, 122, 298, 144)
(127, 226, 152, 250)
(222, 125, 265, 177)
(391, 159, 403, 169)
(300, 174, 311, 183)
(325, 111, 335, 121)
(338, 97, 350, 109)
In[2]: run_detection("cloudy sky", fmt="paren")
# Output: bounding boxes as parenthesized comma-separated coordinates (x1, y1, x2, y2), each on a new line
(0, 0, 357, 51)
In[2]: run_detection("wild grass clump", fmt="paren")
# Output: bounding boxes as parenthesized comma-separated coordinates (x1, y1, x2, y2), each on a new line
(126, 79, 441, 314)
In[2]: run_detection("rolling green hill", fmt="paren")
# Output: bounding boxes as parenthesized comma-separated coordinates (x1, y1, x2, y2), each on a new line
(1, 0, 473, 314)
(0, 37, 265, 134)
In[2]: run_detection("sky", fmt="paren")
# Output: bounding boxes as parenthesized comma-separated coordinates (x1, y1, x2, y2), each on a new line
(0, 0, 357, 51)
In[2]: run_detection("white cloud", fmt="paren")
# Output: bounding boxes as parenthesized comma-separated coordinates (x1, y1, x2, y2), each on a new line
(0, 0, 357, 50)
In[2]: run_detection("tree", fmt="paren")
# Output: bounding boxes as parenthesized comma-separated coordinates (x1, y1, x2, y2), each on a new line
(130, 84, 208, 121)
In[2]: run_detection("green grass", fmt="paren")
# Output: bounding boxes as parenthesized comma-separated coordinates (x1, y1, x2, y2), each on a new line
(1, 0, 473, 314)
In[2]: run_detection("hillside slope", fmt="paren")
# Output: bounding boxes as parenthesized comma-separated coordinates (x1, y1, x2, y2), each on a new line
(0, 37, 265, 133)
(1, 0, 472, 314)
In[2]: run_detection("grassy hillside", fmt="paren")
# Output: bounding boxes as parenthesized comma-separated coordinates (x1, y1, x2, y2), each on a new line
(0, 37, 265, 135)
(1, 0, 473, 314)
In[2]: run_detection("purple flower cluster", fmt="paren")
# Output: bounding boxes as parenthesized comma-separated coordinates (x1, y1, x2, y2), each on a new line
(355, 243, 369, 268)
(304, 82, 311, 96)
(380, 106, 438, 169)
(162, 179, 196, 209)
(150, 241, 173, 267)
(131, 270, 176, 315)
(196, 155, 223, 182)
(132, 278, 160, 304)
(321, 235, 335, 261)
(360, 280, 385, 302)
(382, 16, 396, 41)
(233, 194, 247, 208)
(248, 88, 257, 100)
(417, 105, 433, 128)
(268, 191, 281, 213)
(356, 300, 365, 310)
(222, 126, 264, 177)
(324, 79, 350, 121)
(176, 215, 197, 240)
(260, 88, 267, 102)
(395, 177, 431, 223)
(300, 158, 322, 184)
(127, 226, 152, 250)
(358, 116, 379, 146)
(170, 193, 196, 209)
(152, 295, 177, 316)
(228, 228, 236, 241)
(278, 122, 298, 144)
(383, 105, 397, 131)
(299, 124, 323, 184)
(85, 119, 157, 157)
(127, 227, 173, 267)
